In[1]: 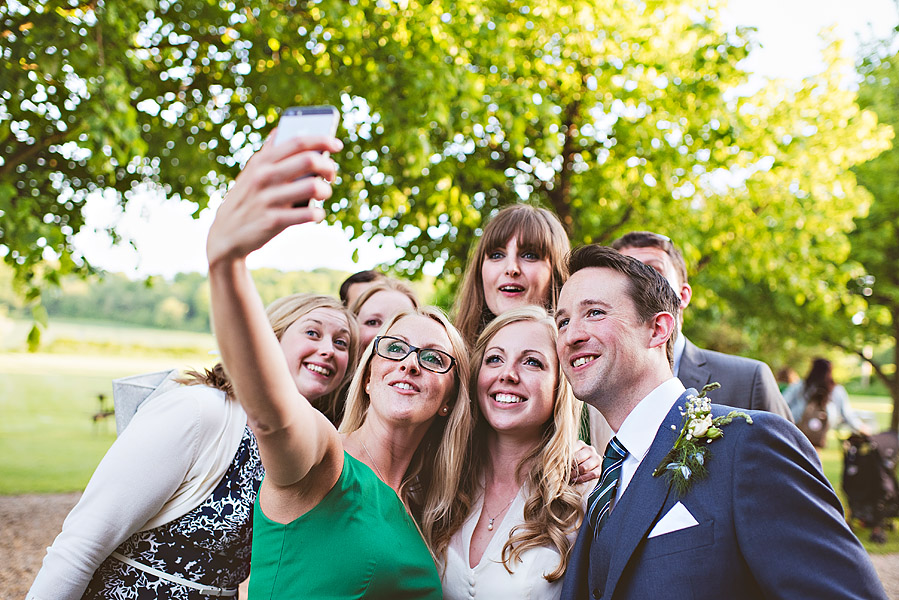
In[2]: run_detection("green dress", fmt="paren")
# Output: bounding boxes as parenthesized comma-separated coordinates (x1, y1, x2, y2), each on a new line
(249, 452, 442, 599)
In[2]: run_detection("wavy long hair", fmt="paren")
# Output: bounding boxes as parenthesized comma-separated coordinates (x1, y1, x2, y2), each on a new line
(452, 204, 570, 346)
(180, 293, 360, 424)
(338, 306, 472, 551)
(438, 306, 584, 581)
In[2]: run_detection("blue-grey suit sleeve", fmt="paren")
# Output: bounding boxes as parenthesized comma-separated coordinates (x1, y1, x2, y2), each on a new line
(782, 382, 805, 422)
(732, 413, 886, 599)
(749, 362, 793, 422)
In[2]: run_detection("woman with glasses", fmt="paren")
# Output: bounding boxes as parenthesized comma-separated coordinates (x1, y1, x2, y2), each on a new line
(205, 132, 470, 598)
(436, 307, 591, 599)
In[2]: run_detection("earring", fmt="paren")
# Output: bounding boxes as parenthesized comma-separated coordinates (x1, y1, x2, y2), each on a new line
(365, 384, 371, 395)
(440, 406, 449, 415)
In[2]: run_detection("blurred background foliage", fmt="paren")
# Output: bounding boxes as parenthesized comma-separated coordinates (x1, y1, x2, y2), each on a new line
(1, 0, 898, 426)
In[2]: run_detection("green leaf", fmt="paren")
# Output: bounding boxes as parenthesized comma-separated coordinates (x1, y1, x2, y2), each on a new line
(26, 324, 41, 352)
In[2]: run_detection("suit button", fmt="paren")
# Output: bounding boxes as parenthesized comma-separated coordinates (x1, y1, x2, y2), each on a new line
(592, 588, 601, 599)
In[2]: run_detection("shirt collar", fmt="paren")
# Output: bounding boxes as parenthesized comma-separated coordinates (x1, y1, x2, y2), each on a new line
(614, 377, 685, 463)
(672, 329, 686, 376)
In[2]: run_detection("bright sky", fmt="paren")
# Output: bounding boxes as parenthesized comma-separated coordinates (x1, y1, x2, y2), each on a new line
(72, 0, 899, 280)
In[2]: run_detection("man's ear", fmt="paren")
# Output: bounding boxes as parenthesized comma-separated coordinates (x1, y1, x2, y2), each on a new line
(678, 281, 692, 310)
(648, 311, 677, 350)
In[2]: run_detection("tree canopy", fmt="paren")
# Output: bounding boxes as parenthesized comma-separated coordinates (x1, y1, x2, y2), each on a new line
(1, 0, 892, 356)
(844, 31, 899, 430)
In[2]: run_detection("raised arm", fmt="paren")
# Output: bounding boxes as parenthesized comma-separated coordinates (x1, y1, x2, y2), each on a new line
(206, 134, 344, 488)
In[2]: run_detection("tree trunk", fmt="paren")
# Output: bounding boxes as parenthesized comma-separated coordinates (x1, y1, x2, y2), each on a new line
(548, 100, 580, 235)
(891, 318, 899, 432)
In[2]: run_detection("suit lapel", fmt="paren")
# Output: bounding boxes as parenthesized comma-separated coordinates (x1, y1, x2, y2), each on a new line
(602, 391, 694, 596)
(678, 339, 711, 392)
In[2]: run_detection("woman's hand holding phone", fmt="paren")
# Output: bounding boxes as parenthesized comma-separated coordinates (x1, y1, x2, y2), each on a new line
(207, 131, 343, 269)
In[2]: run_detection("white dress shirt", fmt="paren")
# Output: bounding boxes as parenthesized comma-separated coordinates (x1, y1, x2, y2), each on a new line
(672, 330, 686, 376)
(612, 377, 685, 508)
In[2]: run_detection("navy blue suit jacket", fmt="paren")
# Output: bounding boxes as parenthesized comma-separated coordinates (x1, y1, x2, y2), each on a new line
(560, 390, 886, 600)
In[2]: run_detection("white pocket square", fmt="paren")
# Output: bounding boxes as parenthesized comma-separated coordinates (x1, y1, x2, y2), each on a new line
(648, 501, 699, 538)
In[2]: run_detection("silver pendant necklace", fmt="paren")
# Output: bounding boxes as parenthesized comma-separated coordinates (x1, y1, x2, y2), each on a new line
(485, 494, 517, 531)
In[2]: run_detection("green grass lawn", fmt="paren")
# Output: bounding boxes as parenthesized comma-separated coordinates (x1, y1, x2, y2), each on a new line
(0, 370, 119, 493)
(0, 347, 217, 494)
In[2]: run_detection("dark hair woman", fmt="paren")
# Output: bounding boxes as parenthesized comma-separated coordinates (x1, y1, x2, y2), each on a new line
(785, 358, 868, 448)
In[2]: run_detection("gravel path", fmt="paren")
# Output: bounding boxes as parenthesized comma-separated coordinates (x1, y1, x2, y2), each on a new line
(0, 493, 82, 600)
(2, 493, 898, 599)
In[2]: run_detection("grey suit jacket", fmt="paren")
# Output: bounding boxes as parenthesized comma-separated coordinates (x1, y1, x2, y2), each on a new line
(678, 337, 793, 421)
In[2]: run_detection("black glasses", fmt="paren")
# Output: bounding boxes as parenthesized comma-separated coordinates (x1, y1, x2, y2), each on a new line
(373, 336, 457, 374)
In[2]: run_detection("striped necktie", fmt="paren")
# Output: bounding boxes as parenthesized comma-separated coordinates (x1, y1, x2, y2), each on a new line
(587, 436, 629, 537)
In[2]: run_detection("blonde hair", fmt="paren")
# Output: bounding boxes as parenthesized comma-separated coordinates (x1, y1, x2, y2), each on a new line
(440, 306, 583, 581)
(181, 293, 360, 424)
(339, 306, 472, 552)
(349, 278, 420, 316)
(452, 204, 570, 346)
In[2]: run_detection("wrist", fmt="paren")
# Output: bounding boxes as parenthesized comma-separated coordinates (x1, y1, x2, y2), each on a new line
(207, 254, 247, 280)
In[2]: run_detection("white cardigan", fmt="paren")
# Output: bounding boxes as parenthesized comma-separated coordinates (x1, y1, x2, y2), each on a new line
(27, 384, 248, 600)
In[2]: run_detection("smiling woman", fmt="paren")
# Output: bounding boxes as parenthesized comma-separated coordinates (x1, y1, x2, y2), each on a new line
(205, 132, 469, 598)
(25, 292, 359, 600)
(437, 307, 593, 600)
(263, 293, 360, 424)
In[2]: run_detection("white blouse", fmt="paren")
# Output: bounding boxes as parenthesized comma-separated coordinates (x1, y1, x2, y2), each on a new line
(442, 485, 573, 600)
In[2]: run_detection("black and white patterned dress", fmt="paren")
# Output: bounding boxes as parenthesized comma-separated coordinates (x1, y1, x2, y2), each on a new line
(82, 426, 263, 599)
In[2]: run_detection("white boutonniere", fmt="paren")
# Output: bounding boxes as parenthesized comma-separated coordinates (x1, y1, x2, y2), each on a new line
(652, 383, 753, 495)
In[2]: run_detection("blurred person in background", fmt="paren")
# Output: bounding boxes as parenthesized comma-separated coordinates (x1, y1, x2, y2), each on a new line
(339, 269, 385, 307)
(785, 357, 869, 449)
(776, 366, 800, 393)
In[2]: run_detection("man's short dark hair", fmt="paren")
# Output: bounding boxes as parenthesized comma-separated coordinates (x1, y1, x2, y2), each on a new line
(339, 270, 384, 305)
(567, 245, 681, 366)
(611, 231, 688, 287)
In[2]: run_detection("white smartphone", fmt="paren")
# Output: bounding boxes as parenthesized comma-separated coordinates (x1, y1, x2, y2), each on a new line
(274, 105, 340, 145)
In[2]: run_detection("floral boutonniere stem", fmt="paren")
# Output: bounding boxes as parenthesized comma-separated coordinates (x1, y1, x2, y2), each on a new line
(652, 383, 753, 496)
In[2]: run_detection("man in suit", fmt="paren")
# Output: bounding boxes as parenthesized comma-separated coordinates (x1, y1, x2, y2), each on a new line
(556, 245, 885, 600)
(611, 231, 792, 421)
